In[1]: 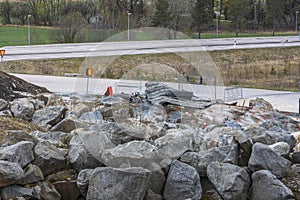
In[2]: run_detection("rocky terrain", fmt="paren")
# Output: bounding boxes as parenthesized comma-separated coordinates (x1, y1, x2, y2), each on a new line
(0, 71, 300, 200)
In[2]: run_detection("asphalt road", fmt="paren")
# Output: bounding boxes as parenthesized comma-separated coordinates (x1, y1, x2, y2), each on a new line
(12, 73, 300, 113)
(2, 36, 300, 61)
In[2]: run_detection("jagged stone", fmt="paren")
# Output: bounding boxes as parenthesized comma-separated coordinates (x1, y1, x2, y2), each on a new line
(101, 141, 159, 168)
(148, 168, 166, 195)
(86, 167, 150, 200)
(251, 170, 295, 200)
(45, 170, 76, 182)
(18, 164, 44, 185)
(268, 142, 290, 156)
(76, 169, 94, 197)
(0, 161, 24, 187)
(0, 141, 35, 168)
(180, 145, 238, 176)
(0, 185, 33, 200)
(32, 106, 68, 129)
(164, 160, 202, 200)
(10, 98, 35, 121)
(0, 99, 8, 111)
(248, 142, 291, 178)
(207, 162, 250, 200)
(31, 131, 72, 149)
(68, 130, 106, 172)
(50, 117, 82, 133)
(33, 141, 66, 176)
(33, 181, 61, 200)
(2, 130, 39, 146)
(145, 189, 164, 200)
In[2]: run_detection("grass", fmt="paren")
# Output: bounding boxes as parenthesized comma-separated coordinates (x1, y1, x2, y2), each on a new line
(0, 25, 54, 47)
(1, 46, 300, 91)
(0, 25, 298, 47)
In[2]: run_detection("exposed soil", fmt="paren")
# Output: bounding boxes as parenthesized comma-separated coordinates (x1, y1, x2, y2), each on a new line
(0, 70, 50, 101)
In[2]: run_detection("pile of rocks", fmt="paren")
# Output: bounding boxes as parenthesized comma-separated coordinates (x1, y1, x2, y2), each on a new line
(0, 80, 300, 200)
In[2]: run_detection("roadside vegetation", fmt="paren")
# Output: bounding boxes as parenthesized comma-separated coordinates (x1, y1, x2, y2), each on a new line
(1, 47, 299, 91)
(0, 0, 299, 45)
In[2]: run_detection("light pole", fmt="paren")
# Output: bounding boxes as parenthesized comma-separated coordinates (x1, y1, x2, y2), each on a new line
(296, 11, 299, 33)
(127, 12, 131, 41)
(216, 13, 219, 38)
(28, 15, 31, 46)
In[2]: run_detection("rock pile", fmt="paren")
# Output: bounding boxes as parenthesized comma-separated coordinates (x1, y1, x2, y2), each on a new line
(0, 79, 300, 200)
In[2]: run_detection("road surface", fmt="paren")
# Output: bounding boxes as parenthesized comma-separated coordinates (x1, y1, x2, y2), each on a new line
(12, 73, 300, 113)
(1, 36, 300, 61)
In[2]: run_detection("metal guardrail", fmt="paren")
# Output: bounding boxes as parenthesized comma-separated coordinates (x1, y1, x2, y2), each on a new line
(224, 86, 243, 101)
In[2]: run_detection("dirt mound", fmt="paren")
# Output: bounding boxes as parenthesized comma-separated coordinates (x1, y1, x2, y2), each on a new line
(0, 71, 50, 101)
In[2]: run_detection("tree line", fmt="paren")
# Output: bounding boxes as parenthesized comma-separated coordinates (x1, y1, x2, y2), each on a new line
(1, 0, 300, 42)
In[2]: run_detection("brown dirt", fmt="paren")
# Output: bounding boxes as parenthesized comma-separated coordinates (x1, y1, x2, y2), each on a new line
(0, 70, 50, 101)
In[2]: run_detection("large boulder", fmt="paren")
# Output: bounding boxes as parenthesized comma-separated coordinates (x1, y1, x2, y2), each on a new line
(0, 141, 35, 168)
(31, 131, 72, 149)
(18, 164, 44, 185)
(50, 117, 83, 133)
(268, 142, 290, 156)
(148, 168, 166, 195)
(2, 130, 39, 146)
(180, 145, 238, 176)
(248, 142, 291, 178)
(86, 167, 150, 200)
(154, 129, 195, 161)
(10, 98, 35, 121)
(33, 141, 66, 176)
(164, 160, 202, 200)
(251, 170, 295, 200)
(68, 130, 107, 172)
(76, 169, 94, 197)
(0, 185, 33, 200)
(101, 141, 159, 168)
(32, 106, 68, 129)
(207, 162, 250, 200)
(0, 161, 24, 187)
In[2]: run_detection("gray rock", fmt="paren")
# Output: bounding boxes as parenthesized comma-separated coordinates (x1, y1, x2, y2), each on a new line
(202, 189, 223, 200)
(76, 169, 94, 197)
(0, 185, 33, 200)
(101, 141, 159, 168)
(71, 103, 90, 118)
(1, 130, 39, 146)
(0, 161, 24, 187)
(68, 130, 106, 172)
(10, 98, 35, 121)
(50, 117, 81, 133)
(180, 145, 238, 176)
(164, 160, 202, 200)
(0, 141, 35, 168)
(154, 129, 195, 161)
(46, 94, 66, 107)
(33, 141, 66, 176)
(148, 168, 166, 195)
(203, 127, 238, 150)
(0, 98, 8, 111)
(79, 111, 101, 124)
(207, 162, 250, 200)
(32, 106, 68, 128)
(252, 131, 296, 150)
(33, 181, 61, 200)
(99, 106, 113, 120)
(18, 164, 44, 185)
(268, 142, 290, 156)
(145, 189, 164, 200)
(292, 151, 300, 163)
(86, 167, 150, 200)
(45, 170, 76, 182)
(32, 131, 72, 148)
(251, 170, 295, 200)
(54, 180, 80, 200)
(248, 142, 291, 178)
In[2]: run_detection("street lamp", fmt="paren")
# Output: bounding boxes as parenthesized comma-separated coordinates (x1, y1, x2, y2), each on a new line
(28, 15, 31, 46)
(296, 11, 299, 33)
(216, 13, 219, 38)
(127, 12, 131, 41)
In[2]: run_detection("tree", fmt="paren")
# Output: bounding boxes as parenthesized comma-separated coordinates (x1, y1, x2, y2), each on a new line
(0, 1, 12, 24)
(266, 0, 285, 35)
(151, 0, 172, 28)
(52, 12, 88, 43)
(227, 0, 250, 37)
(192, 0, 214, 39)
(11, 2, 31, 25)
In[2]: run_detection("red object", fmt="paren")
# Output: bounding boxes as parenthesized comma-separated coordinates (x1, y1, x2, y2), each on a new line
(104, 86, 113, 96)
